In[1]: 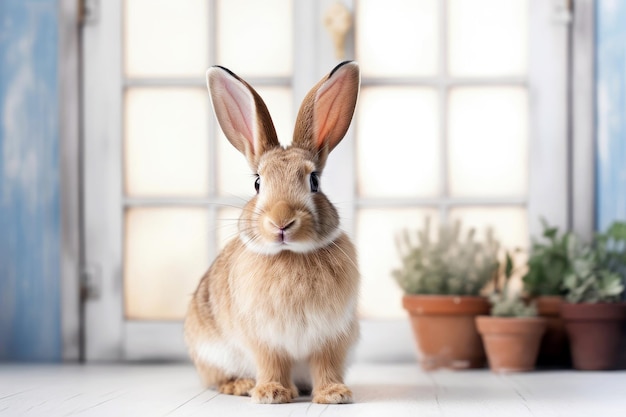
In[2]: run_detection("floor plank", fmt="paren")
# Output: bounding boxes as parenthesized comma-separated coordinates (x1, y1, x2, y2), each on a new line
(1, 363, 625, 416)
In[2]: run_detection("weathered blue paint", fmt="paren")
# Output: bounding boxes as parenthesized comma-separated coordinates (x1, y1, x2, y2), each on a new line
(0, 0, 61, 361)
(596, 0, 626, 231)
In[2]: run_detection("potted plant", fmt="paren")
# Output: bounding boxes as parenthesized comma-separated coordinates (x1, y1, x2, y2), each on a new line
(393, 218, 499, 370)
(560, 227, 626, 370)
(476, 252, 547, 372)
(599, 221, 626, 280)
(522, 219, 573, 366)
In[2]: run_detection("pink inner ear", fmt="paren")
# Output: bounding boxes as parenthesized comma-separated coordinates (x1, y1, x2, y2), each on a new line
(222, 80, 256, 146)
(313, 67, 357, 150)
(209, 68, 258, 154)
(315, 81, 342, 149)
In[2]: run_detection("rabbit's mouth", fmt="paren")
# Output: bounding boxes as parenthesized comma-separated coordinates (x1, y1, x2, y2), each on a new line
(240, 225, 343, 255)
(239, 232, 301, 255)
(265, 219, 304, 248)
(278, 229, 289, 244)
(238, 201, 341, 254)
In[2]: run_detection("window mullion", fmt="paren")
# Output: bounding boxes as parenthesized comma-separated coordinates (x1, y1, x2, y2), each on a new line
(207, 0, 218, 262)
(439, 0, 449, 223)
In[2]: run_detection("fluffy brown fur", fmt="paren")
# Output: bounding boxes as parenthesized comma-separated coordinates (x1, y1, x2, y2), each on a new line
(184, 62, 361, 404)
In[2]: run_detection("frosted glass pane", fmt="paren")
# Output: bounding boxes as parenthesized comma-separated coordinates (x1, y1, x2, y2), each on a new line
(217, 207, 242, 250)
(217, 136, 254, 199)
(357, 87, 440, 198)
(357, 208, 440, 319)
(448, 0, 528, 77)
(448, 206, 528, 250)
(448, 87, 528, 198)
(356, 0, 438, 77)
(217, 0, 293, 76)
(217, 87, 293, 197)
(125, 88, 209, 197)
(124, 0, 209, 77)
(124, 208, 209, 320)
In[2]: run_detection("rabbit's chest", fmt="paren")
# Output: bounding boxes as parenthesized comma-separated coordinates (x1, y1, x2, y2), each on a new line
(251, 295, 355, 359)
(233, 269, 355, 359)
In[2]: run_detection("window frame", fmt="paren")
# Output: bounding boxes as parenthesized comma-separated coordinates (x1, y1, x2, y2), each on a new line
(60, 0, 81, 361)
(74, 0, 593, 362)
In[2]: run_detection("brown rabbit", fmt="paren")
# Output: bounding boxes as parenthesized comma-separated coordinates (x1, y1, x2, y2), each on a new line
(184, 61, 361, 404)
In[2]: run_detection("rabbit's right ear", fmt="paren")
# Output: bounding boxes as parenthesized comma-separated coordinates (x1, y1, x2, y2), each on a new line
(292, 61, 360, 170)
(207, 66, 280, 170)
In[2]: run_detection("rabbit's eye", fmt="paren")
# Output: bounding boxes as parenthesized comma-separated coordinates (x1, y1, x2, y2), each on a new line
(310, 172, 319, 193)
(254, 175, 260, 193)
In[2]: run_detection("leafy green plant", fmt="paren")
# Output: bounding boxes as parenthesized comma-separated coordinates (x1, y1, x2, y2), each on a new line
(562, 247, 624, 303)
(596, 221, 626, 300)
(393, 218, 500, 296)
(562, 222, 626, 304)
(489, 251, 537, 317)
(522, 219, 574, 297)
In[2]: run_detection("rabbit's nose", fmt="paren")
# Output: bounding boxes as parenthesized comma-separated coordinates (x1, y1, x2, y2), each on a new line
(265, 201, 298, 232)
(265, 218, 296, 232)
(280, 220, 296, 231)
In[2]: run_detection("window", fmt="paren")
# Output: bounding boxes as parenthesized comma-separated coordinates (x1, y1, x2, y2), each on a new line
(82, 0, 568, 360)
(122, 0, 294, 322)
(356, 0, 532, 318)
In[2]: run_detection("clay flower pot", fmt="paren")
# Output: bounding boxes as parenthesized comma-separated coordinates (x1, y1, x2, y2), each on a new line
(561, 302, 626, 370)
(402, 295, 490, 370)
(476, 316, 547, 373)
(535, 296, 570, 367)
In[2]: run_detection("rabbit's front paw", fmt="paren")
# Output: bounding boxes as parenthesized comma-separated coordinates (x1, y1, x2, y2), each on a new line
(312, 383, 353, 404)
(251, 382, 294, 404)
(218, 378, 255, 396)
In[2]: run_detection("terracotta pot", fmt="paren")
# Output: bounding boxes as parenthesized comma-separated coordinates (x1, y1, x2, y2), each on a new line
(561, 302, 626, 370)
(476, 316, 547, 373)
(402, 295, 489, 370)
(535, 296, 571, 367)
(619, 320, 626, 369)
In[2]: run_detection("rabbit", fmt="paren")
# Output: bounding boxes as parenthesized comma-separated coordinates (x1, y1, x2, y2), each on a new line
(184, 61, 361, 404)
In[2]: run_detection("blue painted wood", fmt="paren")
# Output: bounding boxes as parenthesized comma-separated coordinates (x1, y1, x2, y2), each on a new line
(0, 0, 61, 361)
(596, 0, 626, 232)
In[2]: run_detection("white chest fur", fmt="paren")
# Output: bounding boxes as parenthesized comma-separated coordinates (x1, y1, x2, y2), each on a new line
(229, 250, 358, 360)
(194, 294, 356, 379)
(250, 298, 356, 360)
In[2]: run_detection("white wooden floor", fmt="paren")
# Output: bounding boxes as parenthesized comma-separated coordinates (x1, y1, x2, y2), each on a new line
(1, 363, 625, 417)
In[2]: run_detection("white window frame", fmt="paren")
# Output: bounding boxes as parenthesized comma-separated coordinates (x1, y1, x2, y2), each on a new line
(76, 0, 592, 362)
(60, 0, 81, 361)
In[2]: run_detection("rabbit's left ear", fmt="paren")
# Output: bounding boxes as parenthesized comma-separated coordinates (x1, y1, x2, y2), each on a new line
(207, 66, 280, 170)
(292, 61, 360, 169)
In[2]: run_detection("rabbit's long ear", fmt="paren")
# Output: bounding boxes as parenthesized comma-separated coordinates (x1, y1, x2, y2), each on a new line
(292, 61, 360, 169)
(207, 66, 280, 170)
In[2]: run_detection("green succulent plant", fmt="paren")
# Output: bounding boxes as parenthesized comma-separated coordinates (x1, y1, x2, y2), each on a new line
(596, 221, 626, 301)
(522, 219, 574, 297)
(489, 251, 537, 317)
(562, 224, 625, 304)
(393, 218, 500, 296)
